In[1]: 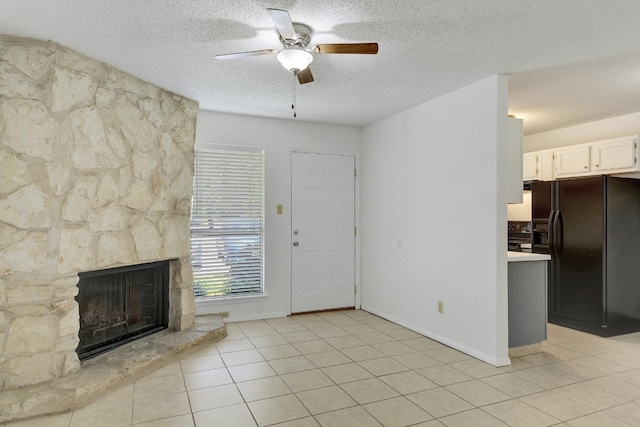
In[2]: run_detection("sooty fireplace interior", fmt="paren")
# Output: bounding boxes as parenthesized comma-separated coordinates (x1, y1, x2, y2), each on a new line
(76, 261, 169, 360)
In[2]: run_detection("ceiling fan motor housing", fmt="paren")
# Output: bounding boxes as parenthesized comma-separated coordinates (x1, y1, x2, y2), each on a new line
(280, 23, 313, 48)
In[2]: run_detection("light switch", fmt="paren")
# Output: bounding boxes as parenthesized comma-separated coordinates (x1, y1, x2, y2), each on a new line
(276, 204, 283, 215)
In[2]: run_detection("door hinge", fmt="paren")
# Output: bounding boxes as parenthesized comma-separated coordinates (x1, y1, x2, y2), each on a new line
(354, 285, 357, 295)
(354, 168, 357, 178)
(354, 227, 357, 236)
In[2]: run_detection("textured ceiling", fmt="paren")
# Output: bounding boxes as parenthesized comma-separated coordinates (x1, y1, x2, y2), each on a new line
(2, 1, 640, 135)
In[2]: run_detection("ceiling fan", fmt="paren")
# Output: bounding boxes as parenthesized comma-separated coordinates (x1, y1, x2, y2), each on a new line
(214, 8, 379, 84)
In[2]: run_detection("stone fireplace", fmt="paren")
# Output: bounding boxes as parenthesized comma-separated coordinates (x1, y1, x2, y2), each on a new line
(0, 35, 198, 390)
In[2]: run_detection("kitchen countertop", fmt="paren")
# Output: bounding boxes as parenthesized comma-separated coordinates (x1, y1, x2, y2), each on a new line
(507, 251, 551, 262)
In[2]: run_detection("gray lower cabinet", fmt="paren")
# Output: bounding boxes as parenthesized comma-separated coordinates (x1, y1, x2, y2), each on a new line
(508, 260, 548, 348)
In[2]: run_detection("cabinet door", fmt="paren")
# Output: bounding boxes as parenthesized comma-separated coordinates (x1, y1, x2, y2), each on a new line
(523, 153, 538, 181)
(554, 145, 590, 178)
(538, 151, 554, 181)
(591, 137, 638, 173)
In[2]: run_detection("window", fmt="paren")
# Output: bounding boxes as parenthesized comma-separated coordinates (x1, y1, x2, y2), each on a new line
(190, 145, 264, 298)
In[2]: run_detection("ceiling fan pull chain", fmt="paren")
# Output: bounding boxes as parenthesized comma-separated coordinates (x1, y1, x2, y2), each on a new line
(292, 73, 297, 118)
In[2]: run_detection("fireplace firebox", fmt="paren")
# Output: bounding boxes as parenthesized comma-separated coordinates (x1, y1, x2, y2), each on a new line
(76, 261, 169, 360)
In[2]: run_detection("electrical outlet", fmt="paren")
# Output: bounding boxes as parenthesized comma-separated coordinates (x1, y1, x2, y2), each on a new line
(218, 311, 230, 318)
(437, 301, 444, 314)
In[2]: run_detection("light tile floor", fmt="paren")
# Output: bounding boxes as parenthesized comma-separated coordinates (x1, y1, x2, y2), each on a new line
(7, 309, 640, 427)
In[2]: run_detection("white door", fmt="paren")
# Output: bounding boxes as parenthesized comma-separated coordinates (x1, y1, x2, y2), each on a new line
(291, 152, 355, 313)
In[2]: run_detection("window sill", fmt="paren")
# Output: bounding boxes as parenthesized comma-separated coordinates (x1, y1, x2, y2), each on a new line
(195, 293, 269, 308)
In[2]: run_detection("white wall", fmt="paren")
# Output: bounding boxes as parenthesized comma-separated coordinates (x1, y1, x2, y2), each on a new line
(524, 111, 640, 152)
(507, 191, 532, 222)
(195, 111, 362, 321)
(360, 75, 510, 366)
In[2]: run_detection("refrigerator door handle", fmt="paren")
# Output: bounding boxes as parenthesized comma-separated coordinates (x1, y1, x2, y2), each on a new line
(548, 210, 556, 258)
(555, 210, 563, 257)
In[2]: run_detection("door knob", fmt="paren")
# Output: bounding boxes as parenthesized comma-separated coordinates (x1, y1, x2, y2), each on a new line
(293, 241, 299, 247)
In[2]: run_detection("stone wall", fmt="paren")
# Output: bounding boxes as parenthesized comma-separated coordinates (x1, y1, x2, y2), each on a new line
(0, 35, 198, 390)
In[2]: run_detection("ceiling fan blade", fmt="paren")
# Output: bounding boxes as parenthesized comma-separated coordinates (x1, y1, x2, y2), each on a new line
(297, 67, 314, 84)
(312, 43, 378, 55)
(214, 49, 278, 60)
(267, 8, 297, 43)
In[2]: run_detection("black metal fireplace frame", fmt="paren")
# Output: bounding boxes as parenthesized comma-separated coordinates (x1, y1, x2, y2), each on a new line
(76, 260, 170, 360)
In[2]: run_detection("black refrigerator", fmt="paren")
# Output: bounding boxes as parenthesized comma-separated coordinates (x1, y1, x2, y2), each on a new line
(531, 176, 640, 337)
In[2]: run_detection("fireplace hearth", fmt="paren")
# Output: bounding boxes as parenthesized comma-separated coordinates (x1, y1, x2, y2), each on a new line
(76, 261, 169, 360)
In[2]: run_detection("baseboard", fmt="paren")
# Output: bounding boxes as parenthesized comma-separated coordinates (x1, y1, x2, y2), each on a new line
(361, 304, 511, 367)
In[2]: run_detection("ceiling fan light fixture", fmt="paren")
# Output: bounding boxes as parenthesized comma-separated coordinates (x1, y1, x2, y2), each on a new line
(277, 48, 313, 73)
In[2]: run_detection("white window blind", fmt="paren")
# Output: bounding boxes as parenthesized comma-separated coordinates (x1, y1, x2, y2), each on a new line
(190, 145, 264, 298)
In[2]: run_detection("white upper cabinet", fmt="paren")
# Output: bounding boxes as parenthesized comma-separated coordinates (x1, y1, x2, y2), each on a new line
(523, 152, 538, 181)
(523, 135, 640, 181)
(538, 150, 554, 181)
(554, 145, 591, 178)
(591, 136, 638, 173)
(523, 150, 554, 181)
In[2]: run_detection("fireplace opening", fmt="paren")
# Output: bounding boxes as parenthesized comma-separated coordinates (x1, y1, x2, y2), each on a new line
(76, 261, 169, 360)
